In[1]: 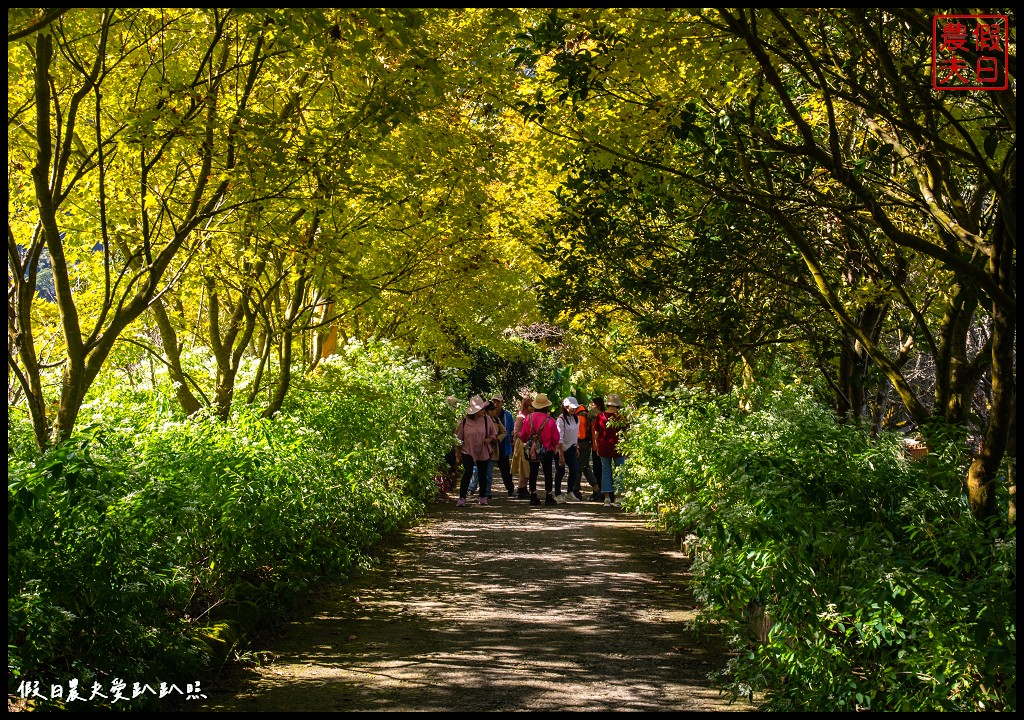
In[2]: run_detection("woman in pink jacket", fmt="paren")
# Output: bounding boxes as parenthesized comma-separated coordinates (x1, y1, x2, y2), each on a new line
(518, 392, 563, 506)
(456, 394, 499, 507)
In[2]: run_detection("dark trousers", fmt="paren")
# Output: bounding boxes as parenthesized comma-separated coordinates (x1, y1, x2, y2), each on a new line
(460, 454, 490, 500)
(555, 444, 580, 495)
(528, 450, 555, 495)
(578, 441, 598, 488)
(495, 450, 514, 495)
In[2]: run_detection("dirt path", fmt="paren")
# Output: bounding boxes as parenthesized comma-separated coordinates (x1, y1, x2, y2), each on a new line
(201, 495, 753, 712)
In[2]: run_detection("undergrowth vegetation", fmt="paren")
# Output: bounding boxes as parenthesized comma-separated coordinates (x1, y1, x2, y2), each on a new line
(620, 385, 1015, 712)
(8, 340, 455, 710)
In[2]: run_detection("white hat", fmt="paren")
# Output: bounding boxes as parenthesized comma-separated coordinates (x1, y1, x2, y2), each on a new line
(466, 394, 489, 415)
(562, 396, 580, 410)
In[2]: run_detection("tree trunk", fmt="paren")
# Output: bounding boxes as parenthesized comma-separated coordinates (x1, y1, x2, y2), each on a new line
(244, 328, 273, 406)
(966, 203, 1015, 522)
(933, 282, 981, 424)
(51, 366, 89, 445)
(264, 215, 319, 417)
(207, 278, 257, 421)
(264, 273, 308, 418)
(8, 231, 50, 451)
(151, 299, 203, 416)
(836, 338, 865, 422)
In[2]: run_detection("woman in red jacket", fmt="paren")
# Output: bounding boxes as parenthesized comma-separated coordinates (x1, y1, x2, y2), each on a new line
(594, 393, 626, 508)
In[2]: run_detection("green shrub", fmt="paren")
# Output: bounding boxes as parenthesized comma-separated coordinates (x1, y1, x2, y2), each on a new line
(7, 340, 454, 709)
(620, 385, 1016, 712)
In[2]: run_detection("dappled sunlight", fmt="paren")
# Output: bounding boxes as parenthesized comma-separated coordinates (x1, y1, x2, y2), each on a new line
(204, 500, 747, 712)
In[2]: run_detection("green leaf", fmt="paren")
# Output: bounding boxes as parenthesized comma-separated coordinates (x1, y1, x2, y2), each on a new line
(984, 134, 998, 159)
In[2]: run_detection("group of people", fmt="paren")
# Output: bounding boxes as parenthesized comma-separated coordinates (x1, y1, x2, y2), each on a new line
(445, 390, 627, 509)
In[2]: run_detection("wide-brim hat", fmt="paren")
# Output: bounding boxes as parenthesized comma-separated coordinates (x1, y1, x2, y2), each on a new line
(562, 396, 580, 410)
(606, 393, 623, 408)
(466, 394, 489, 415)
(445, 395, 460, 410)
(531, 392, 553, 409)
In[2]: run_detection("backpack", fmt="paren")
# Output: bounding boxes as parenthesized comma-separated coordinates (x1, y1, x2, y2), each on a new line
(494, 412, 508, 445)
(577, 413, 590, 443)
(524, 415, 550, 462)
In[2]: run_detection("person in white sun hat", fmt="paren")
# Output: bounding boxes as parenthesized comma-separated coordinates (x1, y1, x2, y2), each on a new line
(555, 396, 582, 503)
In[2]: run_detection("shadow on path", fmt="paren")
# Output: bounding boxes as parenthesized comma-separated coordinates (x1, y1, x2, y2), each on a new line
(201, 497, 752, 712)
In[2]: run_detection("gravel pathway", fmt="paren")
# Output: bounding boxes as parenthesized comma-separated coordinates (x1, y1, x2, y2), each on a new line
(201, 494, 753, 712)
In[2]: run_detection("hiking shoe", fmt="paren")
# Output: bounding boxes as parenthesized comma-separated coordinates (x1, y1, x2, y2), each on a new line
(530, 493, 541, 506)
(555, 494, 567, 504)
(517, 488, 531, 499)
(572, 491, 583, 501)
(545, 494, 557, 506)
(612, 501, 621, 509)
(603, 498, 612, 507)
(457, 498, 466, 507)
(589, 492, 603, 502)
(479, 497, 488, 506)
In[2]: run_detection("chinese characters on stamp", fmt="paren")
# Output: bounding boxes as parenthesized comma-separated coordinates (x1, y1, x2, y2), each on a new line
(932, 14, 1010, 90)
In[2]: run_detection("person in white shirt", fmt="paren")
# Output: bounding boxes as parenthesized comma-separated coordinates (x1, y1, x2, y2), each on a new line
(555, 396, 582, 503)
